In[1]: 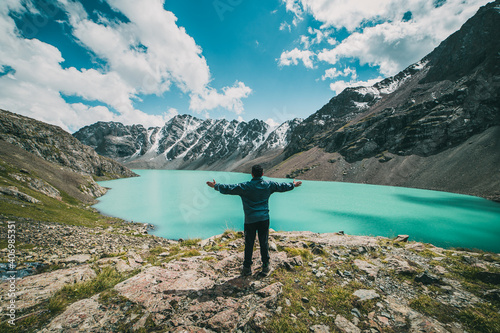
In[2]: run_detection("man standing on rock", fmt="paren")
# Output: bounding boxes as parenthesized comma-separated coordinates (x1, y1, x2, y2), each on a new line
(206, 164, 302, 276)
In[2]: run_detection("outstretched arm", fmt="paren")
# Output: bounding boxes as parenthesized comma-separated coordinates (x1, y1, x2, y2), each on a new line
(270, 179, 302, 193)
(206, 179, 216, 188)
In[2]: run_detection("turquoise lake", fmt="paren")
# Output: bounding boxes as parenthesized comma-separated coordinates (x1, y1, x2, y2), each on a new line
(94, 170, 500, 252)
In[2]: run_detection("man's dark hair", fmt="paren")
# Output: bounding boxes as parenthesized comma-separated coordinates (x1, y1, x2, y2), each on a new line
(252, 164, 264, 177)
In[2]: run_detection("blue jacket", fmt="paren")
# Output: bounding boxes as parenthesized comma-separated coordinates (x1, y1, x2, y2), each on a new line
(214, 177, 295, 224)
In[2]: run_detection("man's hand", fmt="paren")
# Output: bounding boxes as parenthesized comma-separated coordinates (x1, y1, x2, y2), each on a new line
(206, 179, 216, 188)
(293, 179, 302, 187)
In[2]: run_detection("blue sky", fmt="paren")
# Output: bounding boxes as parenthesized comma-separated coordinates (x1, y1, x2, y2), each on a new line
(0, 0, 490, 132)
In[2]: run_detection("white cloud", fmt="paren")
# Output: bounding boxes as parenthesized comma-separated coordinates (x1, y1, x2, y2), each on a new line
(301, 27, 333, 49)
(322, 67, 357, 81)
(278, 48, 315, 69)
(329, 77, 383, 95)
(281, 0, 304, 26)
(0, 0, 251, 132)
(265, 118, 280, 128)
(318, 20, 437, 76)
(281, 0, 490, 76)
(279, 21, 291, 32)
(189, 81, 252, 115)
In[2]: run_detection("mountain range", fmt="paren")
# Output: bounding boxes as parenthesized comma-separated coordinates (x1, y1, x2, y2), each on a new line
(2, 1, 499, 201)
(73, 115, 303, 171)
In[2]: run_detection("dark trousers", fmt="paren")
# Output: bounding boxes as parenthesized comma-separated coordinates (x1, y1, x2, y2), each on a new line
(243, 219, 270, 268)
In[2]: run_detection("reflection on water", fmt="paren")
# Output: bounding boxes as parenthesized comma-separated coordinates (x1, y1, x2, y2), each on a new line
(95, 170, 500, 252)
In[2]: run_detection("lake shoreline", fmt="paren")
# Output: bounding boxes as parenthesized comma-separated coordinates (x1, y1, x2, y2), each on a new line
(95, 169, 500, 253)
(1, 217, 499, 332)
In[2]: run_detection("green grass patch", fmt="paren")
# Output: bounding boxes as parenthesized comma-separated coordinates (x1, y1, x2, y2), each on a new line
(180, 249, 201, 257)
(409, 295, 454, 322)
(409, 295, 500, 333)
(48, 265, 138, 312)
(0, 173, 124, 229)
(417, 249, 439, 258)
(440, 255, 500, 302)
(180, 238, 202, 247)
(0, 266, 139, 332)
(283, 247, 313, 261)
(149, 246, 168, 256)
(457, 303, 500, 333)
(264, 263, 374, 332)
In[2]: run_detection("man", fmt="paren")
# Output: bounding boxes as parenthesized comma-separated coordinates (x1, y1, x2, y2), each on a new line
(206, 164, 302, 276)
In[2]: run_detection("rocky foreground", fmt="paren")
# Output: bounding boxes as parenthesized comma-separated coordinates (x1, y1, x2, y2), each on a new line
(1, 219, 499, 332)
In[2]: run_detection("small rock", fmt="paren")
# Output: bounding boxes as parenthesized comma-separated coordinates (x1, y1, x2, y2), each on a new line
(415, 271, 441, 285)
(61, 254, 91, 264)
(351, 308, 361, 318)
(353, 289, 380, 301)
(334, 314, 361, 333)
(255, 282, 283, 298)
(301, 297, 310, 303)
(269, 242, 278, 252)
(377, 315, 390, 326)
(310, 324, 330, 333)
(354, 259, 379, 279)
(394, 235, 409, 242)
(284, 256, 303, 270)
(484, 289, 500, 301)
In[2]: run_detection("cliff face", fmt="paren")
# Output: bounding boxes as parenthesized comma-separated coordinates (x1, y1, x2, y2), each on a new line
(0, 109, 136, 179)
(73, 115, 302, 170)
(284, 1, 500, 163)
(264, 1, 500, 200)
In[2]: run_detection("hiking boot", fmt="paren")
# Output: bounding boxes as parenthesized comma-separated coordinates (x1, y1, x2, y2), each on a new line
(261, 263, 272, 276)
(241, 266, 252, 276)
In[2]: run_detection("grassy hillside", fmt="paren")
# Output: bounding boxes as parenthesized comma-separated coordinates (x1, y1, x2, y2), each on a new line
(0, 139, 123, 229)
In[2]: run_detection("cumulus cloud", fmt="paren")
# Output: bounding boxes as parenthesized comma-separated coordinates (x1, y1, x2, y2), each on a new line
(278, 48, 315, 69)
(300, 27, 334, 49)
(322, 67, 357, 81)
(281, 0, 304, 26)
(189, 81, 252, 115)
(281, 0, 490, 76)
(279, 21, 291, 32)
(0, 0, 251, 132)
(265, 118, 280, 128)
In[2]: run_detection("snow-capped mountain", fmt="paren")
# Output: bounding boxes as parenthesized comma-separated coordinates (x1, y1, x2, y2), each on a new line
(73, 115, 302, 170)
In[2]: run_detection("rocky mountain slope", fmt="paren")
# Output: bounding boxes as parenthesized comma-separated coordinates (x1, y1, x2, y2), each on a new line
(0, 109, 136, 179)
(284, 1, 500, 162)
(74, 115, 303, 171)
(1, 223, 499, 332)
(267, 0, 500, 200)
(0, 139, 106, 205)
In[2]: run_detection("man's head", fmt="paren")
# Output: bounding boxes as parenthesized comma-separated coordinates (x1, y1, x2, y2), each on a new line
(252, 164, 264, 178)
